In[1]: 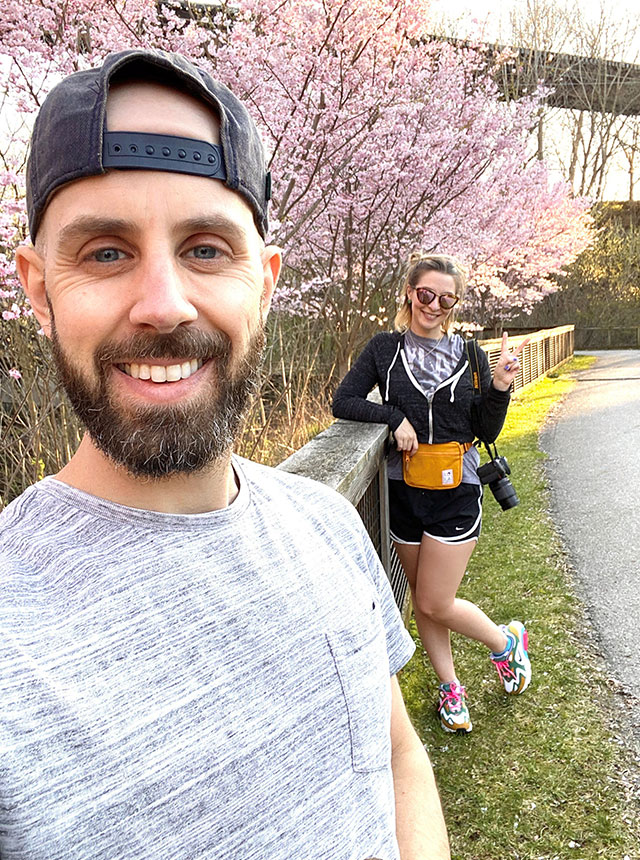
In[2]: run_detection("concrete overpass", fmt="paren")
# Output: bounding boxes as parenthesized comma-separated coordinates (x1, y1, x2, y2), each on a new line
(496, 46, 640, 116)
(433, 38, 640, 117)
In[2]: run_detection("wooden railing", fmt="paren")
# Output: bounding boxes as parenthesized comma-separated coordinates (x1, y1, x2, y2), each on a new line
(479, 325, 574, 393)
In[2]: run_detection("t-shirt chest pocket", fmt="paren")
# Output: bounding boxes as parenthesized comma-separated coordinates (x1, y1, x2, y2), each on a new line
(326, 599, 391, 773)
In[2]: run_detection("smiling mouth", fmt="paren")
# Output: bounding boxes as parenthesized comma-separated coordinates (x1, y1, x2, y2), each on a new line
(117, 358, 204, 383)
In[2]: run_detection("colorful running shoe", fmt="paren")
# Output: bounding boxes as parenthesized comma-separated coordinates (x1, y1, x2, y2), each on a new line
(437, 681, 472, 734)
(491, 621, 531, 695)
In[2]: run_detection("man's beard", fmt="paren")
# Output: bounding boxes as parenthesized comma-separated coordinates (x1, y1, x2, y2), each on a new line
(50, 319, 264, 479)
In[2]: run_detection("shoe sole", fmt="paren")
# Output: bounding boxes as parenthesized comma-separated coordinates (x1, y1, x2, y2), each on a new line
(440, 720, 473, 734)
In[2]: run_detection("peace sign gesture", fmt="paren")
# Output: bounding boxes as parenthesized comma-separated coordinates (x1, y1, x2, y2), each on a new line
(492, 332, 530, 392)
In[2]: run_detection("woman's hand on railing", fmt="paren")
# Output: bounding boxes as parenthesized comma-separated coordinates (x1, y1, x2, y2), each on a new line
(492, 332, 531, 392)
(394, 418, 419, 456)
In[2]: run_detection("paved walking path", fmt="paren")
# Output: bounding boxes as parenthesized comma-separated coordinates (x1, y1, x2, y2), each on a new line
(540, 350, 640, 748)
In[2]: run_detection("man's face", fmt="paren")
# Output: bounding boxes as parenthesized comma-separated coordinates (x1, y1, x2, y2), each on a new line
(21, 82, 280, 477)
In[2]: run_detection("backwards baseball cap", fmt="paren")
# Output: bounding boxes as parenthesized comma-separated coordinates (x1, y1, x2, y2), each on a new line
(26, 48, 271, 240)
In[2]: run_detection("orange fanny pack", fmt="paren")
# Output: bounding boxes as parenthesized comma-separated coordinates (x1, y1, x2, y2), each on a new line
(402, 442, 472, 490)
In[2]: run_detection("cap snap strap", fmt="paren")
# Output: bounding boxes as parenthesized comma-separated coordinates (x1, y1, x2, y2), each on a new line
(102, 131, 227, 180)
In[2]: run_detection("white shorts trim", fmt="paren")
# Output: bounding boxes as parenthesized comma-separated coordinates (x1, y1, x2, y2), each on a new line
(422, 532, 479, 545)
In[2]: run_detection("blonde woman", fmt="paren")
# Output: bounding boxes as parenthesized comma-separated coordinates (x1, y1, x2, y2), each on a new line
(332, 254, 531, 733)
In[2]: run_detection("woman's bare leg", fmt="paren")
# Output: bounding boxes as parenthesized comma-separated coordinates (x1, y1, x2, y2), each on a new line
(394, 536, 508, 684)
(394, 540, 456, 682)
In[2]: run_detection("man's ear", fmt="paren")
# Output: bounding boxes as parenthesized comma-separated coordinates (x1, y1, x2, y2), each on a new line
(260, 244, 282, 322)
(15, 245, 51, 337)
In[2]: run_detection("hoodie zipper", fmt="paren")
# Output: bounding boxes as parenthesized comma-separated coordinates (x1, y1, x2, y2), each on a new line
(427, 361, 468, 442)
(399, 347, 469, 443)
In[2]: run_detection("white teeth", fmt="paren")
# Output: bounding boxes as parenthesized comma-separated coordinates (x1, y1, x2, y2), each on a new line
(120, 359, 203, 382)
(151, 365, 167, 383)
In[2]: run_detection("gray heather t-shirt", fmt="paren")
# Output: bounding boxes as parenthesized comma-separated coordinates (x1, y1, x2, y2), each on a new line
(0, 457, 414, 860)
(387, 331, 481, 483)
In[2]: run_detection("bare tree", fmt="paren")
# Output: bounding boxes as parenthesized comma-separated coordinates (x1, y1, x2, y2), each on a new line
(614, 114, 640, 204)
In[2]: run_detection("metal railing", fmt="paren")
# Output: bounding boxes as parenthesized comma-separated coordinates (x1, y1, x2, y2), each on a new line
(575, 326, 640, 350)
(277, 326, 574, 611)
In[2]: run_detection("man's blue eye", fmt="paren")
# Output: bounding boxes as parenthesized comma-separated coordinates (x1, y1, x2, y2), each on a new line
(93, 248, 122, 263)
(191, 246, 218, 259)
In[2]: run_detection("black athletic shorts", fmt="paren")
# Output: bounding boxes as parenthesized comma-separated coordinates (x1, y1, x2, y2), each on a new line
(388, 479, 483, 545)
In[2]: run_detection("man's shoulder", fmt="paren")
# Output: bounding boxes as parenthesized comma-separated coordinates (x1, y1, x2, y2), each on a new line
(236, 456, 372, 548)
(237, 455, 355, 513)
(0, 482, 42, 529)
(235, 456, 383, 580)
(0, 482, 48, 569)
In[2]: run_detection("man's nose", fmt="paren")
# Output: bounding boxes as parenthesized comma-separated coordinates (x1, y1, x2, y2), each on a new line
(128, 257, 198, 332)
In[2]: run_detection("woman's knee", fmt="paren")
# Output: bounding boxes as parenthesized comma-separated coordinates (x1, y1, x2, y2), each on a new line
(414, 593, 454, 624)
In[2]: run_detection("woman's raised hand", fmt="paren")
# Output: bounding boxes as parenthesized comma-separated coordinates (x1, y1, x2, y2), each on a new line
(492, 331, 531, 391)
(394, 418, 419, 456)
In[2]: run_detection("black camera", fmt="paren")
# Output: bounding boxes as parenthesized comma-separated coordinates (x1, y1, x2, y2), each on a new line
(476, 454, 519, 510)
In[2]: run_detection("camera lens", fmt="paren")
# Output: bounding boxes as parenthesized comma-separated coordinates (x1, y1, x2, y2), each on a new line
(491, 477, 519, 510)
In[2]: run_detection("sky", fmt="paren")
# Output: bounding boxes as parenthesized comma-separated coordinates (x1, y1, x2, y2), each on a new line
(432, 0, 640, 60)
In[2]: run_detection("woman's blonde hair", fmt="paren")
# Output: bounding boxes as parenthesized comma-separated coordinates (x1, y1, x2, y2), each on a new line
(394, 253, 467, 333)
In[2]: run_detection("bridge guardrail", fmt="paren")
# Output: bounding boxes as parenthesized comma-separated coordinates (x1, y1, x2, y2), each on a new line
(575, 326, 640, 350)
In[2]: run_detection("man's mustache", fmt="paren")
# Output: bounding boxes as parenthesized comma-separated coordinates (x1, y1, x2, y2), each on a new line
(96, 328, 232, 366)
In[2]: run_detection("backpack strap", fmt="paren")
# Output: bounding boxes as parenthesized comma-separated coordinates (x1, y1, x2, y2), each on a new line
(465, 337, 488, 448)
(465, 337, 482, 396)
(465, 338, 507, 462)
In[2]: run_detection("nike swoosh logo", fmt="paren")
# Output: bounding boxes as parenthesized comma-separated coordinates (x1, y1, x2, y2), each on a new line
(455, 526, 464, 531)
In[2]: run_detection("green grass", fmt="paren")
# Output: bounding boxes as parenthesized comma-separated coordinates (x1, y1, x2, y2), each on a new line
(398, 356, 640, 860)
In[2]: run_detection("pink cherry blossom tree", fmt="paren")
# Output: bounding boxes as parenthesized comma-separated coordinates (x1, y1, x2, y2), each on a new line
(466, 178, 596, 333)
(0, 0, 593, 377)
